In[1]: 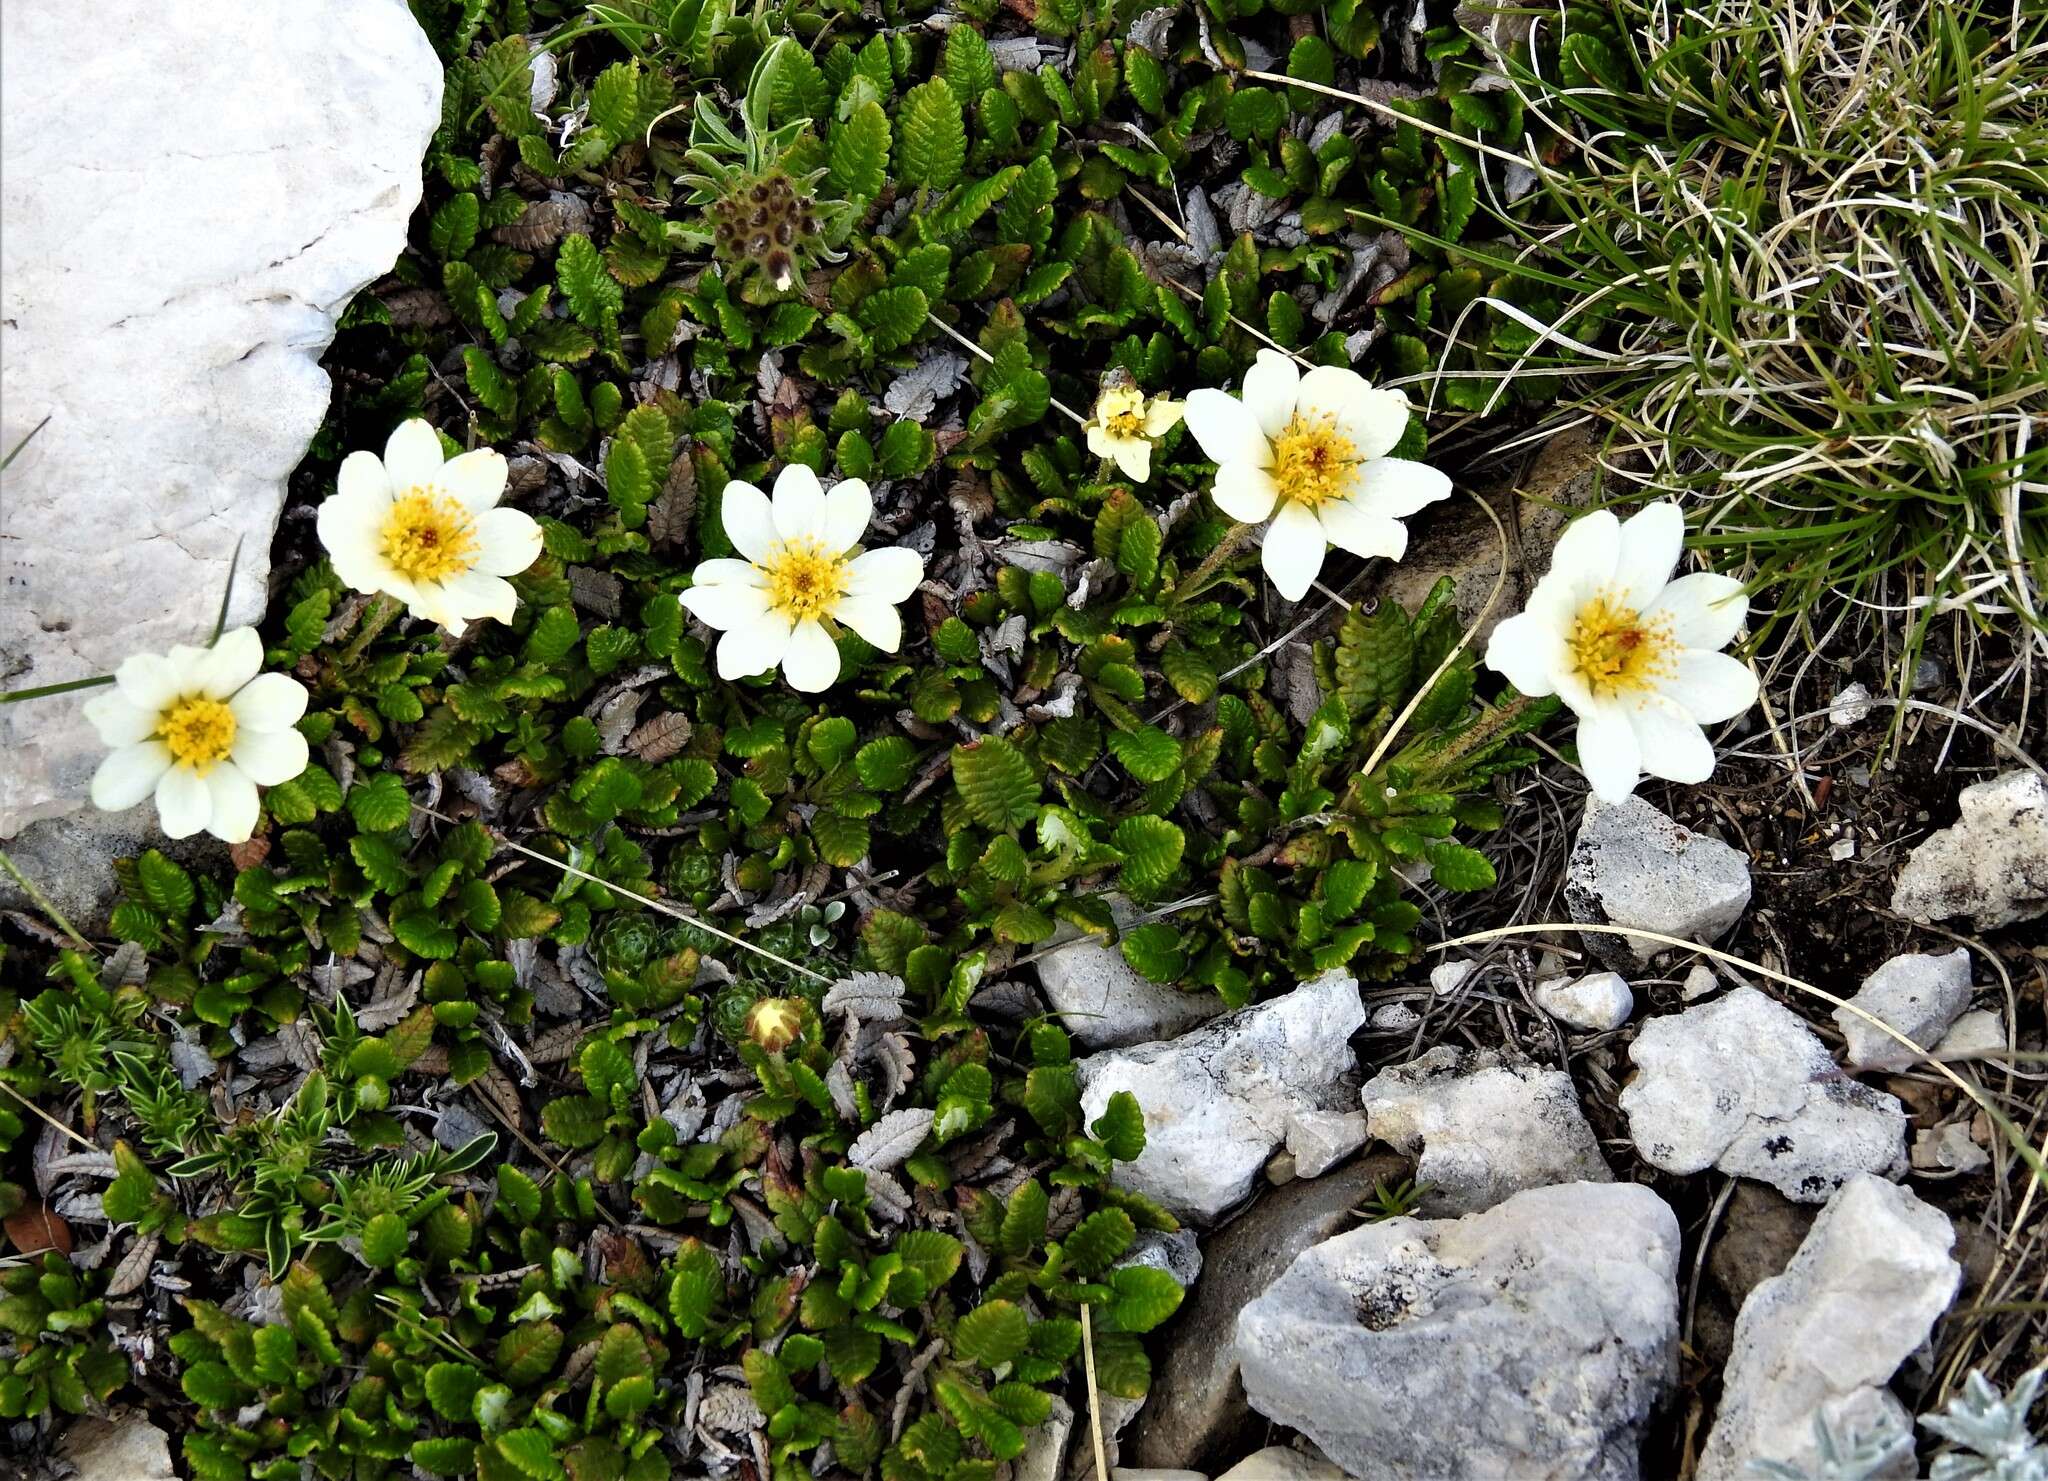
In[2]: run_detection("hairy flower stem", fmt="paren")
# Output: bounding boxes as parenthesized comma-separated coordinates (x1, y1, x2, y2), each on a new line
(1170, 521, 1255, 605)
(338, 593, 402, 667)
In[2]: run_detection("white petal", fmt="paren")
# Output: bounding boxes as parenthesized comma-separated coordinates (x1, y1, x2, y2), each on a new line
(1646, 572, 1748, 651)
(155, 766, 212, 839)
(91, 741, 172, 811)
(471, 507, 542, 576)
(1242, 350, 1302, 439)
(1113, 440, 1153, 483)
(1353, 457, 1453, 520)
(441, 448, 508, 513)
(1316, 495, 1408, 561)
(114, 652, 182, 712)
(681, 580, 774, 631)
(1614, 502, 1685, 612)
(1629, 698, 1715, 785)
(693, 558, 765, 585)
(82, 691, 158, 747)
(1211, 461, 1280, 523)
(717, 614, 793, 680)
(383, 419, 446, 491)
(336, 450, 393, 507)
(1295, 368, 1412, 459)
(318, 491, 392, 592)
(781, 619, 841, 692)
(771, 463, 827, 542)
(819, 479, 874, 552)
(1261, 501, 1328, 602)
(1482, 612, 1563, 697)
(436, 570, 518, 627)
(1183, 389, 1273, 469)
(1664, 650, 1758, 724)
(844, 545, 924, 602)
(1576, 704, 1642, 804)
(194, 628, 264, 698)
(1086, 425, 1119, 462)
(720, 480, 776, 561)
(1546, 509, 1622, 607)
(204, 767, 262, 844)
(230, 726, 309, 787)
(831, 592, 902, 652)
(229, 673, 308, 732)
(1144, 399, 1185, 436)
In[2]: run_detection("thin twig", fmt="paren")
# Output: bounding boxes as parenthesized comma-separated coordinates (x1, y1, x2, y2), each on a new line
(1078, 1302, 1110, 1481)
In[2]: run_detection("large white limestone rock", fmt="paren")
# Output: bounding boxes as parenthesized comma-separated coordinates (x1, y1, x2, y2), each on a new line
(0, 0, 442, 899)
(1697, 1176, 1958, 1481)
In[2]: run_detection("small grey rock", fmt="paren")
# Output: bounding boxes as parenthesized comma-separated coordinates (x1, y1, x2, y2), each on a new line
(1235, 1182, 1682, 1481)
(1035, 902, 1225, 1050)
(1016, 1397, 1074, 1481)
(1697, 1176, 1958, 1481)
(1934, 1008, 2006, 1060)
(1361, 1046, 1610, 1214)
(1076, 971, 1363, 1224)
(1620, 988, 1907, 1202)
(1891, 770, 2048, 929)
(1215, 1449, 1345, 1481)
(1369, 1001, 1422, 1032)
(1533, 971, 1634, 1032)
(1284, 1109, 1370, 1179)
(1566, 796, 1752, 968)
(1832, 948, 1973, 1073)
(1681, 963, 1721, 1001)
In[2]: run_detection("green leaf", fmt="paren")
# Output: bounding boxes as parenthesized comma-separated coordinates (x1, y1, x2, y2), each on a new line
(1063, 1208, 1135, 1274)
(1000, 1178, 1048, 1258)
(556, 233, 623, 328)
(897, 79, 967, 192)
(495, 1322, 564, 1386)
(950, 736, 1039, 830)
(855, 735, 918, 790)
(425, 1361, 486, 1421)
(1425, 841, 1497, 892)
(1107, 725, 1180, 782)
(136, 849, 196, 918)
(1105, 1266, 1183, 1333)
(1091, 1090, 1146, 1161)
(348, 772, 412, 832)
(1111, 814, 1184, 898)
(953, 1299, 1028, 1368)
(180, 1360, 243, 1409)
(828, 99, 891, 201)
(857, 285, 928, 353)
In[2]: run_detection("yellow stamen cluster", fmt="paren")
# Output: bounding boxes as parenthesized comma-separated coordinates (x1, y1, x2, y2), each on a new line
(1097, 386, 1149, 438)
(379, 490, 478, 584)
(1271, 412, 1358, 508)
(1567, 592, 1676, 699)
(763, 540, 846, 623)
(159, 696, 237, 773)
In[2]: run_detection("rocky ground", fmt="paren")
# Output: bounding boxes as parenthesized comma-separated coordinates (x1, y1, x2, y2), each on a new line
(1004, 612, 2047, 1480)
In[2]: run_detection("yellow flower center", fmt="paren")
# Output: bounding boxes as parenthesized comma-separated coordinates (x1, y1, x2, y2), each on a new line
(763, 540, 846, 623)
(159, 696, 237, 774)
(379, 490, 478, 584)
(1105, 409, 1148, 438)
(1567, 591, 1677, 699)
(1271, 413, 1358, 508)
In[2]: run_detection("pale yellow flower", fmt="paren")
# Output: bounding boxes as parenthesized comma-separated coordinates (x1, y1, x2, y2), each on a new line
(1084, 382, 1185, 483)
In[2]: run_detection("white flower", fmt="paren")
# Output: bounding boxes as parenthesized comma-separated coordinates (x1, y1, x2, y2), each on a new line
(82, 627, 310, 844)
(1084, 381, 1184, 483)
(1484, 502, 1759, 803)
(317, 419, 542, 637)
(681, 464, 925, 693)
(1182, 348, 1451, 601)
